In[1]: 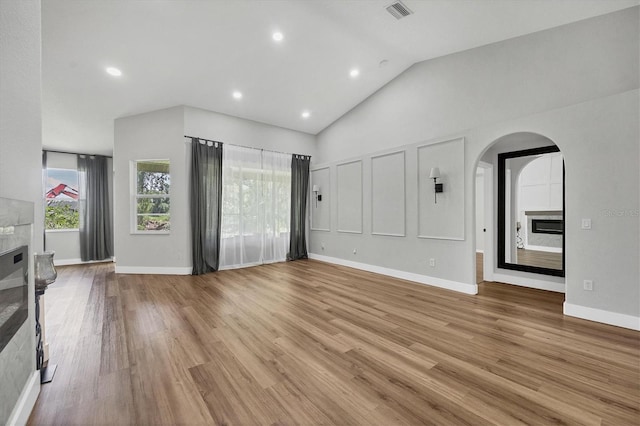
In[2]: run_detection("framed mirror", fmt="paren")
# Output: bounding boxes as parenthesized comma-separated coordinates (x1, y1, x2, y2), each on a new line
(498, 145, 564, 277)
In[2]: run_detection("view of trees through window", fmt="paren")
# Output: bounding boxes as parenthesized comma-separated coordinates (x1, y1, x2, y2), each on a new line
(221, 168, 291, 239)
(44, 168, 79, 230)
(135, 160, 170, 231)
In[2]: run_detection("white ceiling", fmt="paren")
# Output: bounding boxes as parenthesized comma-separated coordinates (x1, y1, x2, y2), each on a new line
(42, 0, 639, 156)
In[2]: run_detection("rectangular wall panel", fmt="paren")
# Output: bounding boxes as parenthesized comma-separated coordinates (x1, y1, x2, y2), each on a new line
(336, 160, 362, 233)
(418, 137, 465, 240)
(310, 167, 330, 231)
(371, 151, 405, 236)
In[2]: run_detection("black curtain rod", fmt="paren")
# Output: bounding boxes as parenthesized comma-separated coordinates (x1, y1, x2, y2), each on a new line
(43, 149, 112, 158)
(184, 135, 311, 159)
(184, 135, 221, 144)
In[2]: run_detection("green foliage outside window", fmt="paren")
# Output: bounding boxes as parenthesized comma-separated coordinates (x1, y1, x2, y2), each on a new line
(135, 160, 170, 231)
(221, 168, 290, 238)
(45, 203, 79, 230)
(44, 168, 80, 230)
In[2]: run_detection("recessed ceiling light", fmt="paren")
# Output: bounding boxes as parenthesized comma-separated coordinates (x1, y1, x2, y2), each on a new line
(272, 32, 284, 42)
(301, 111, 311, 119)
(106, 67, 122, 77)
(350, 68, 360, 78)
(232, 91, 243, 100)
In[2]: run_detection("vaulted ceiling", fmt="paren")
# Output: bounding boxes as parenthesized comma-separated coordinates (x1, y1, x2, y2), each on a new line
(42, 0, 639, 155)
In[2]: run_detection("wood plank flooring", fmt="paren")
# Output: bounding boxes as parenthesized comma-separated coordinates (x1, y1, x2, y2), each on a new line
(515, 248, 563, 270)
(29, 260, 639, 425)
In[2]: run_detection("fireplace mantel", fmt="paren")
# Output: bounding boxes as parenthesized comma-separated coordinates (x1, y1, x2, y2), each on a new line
(0, 197, 36, 424)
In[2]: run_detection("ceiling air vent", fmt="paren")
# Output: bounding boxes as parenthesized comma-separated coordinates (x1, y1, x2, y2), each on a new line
(386, 1, 413, 20)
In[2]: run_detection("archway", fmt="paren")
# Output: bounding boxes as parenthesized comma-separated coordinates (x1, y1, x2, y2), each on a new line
(473, 132, 566, 293)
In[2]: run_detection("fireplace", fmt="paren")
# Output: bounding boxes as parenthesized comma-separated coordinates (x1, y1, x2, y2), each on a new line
(0, 197, 35, 424)
(531, 218, 564, 235)
(0, 245, 29, 353)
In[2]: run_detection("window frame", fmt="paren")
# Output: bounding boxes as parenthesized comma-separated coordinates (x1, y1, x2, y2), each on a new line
(130, 159, 171, 235)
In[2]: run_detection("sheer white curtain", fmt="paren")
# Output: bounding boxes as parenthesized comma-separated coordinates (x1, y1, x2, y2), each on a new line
(219, 145, 291, 269)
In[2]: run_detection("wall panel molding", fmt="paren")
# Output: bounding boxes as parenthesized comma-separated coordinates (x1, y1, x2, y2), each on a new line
(371, 151, 406, 237)
(310, 166, 331, 231)
(336, 160, 363, 234)
(417, 137, 465, 240)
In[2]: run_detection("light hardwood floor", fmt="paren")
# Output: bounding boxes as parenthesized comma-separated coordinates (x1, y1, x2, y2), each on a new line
(516, 248, 563, 270)
(29, 260, 639, 425)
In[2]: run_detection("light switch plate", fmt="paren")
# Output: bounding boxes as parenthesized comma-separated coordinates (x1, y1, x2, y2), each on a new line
(581, 218, 592, 230)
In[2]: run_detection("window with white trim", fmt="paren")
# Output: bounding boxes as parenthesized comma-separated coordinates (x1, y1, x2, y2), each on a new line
(132, 160, 170, 233)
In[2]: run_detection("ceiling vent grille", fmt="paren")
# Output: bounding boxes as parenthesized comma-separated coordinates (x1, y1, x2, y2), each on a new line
(385, 1, 413, 20)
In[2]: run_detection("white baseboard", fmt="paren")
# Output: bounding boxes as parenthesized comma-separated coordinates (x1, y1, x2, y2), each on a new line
(54, 258, 114, 266)
(492, 272, 565, 293)
(564, 302, 640, 331)
(7, 370, 40, 426)
(308, 254, 477, 295)
(114, 265, 192, 275)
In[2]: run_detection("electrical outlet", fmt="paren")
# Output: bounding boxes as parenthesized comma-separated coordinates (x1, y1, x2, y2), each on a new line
(321, 244, 325, 250)
(353, 248, 357, 254)
(583, 280, 593, 291)
(429, 258, 435, 267)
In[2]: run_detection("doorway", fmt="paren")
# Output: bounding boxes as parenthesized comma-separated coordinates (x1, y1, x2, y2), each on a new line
(475, 161, 493, 284)
(473, 131, 566, 294)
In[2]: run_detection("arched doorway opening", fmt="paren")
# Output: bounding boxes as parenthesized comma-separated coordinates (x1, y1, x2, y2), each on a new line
(474, 132, 566, 293)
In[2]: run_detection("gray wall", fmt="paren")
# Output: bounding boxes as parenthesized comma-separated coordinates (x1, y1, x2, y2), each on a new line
(0, 0, 43, 422)
(114, 106, 187, 272)
(0, 0, 44, 252)
(312, 8, 639, 319)
(311, 167, 331, 231)
(311, 140, 474, 290)
(114, 105, 315, 273)
(316, 8, 638, 163)
(184, 106, 316, 158)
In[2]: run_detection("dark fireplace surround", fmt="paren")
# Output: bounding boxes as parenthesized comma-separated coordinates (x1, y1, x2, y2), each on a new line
(531, 219, 564, 235)
(0, 245, 29, 353)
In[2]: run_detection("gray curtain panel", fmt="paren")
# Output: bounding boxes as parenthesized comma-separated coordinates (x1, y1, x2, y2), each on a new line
(77, 155, 113, 261)
(190, 139, 223, 275)
(288, 155, 310, 260)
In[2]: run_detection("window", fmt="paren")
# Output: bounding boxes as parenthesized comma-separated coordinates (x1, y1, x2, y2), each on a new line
(44, 168, 80, 230)
(132, 160, 170, 233)
(220, 146, 291, 268)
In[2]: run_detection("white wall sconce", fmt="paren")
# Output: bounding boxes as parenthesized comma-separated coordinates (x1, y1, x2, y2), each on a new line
(429, 167, 444, 203)
(312, 184, 322, 207)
